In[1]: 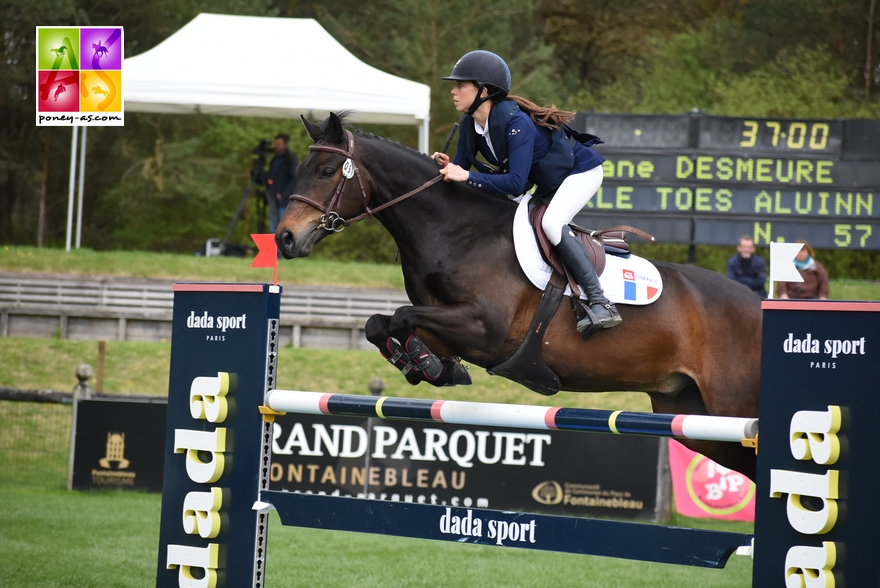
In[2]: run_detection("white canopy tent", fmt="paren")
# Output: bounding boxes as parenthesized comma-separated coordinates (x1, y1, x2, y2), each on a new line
(123, 13, 432, 151)
(65, 13, 432, 251)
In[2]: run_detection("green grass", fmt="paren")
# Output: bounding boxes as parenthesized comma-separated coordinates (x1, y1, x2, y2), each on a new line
(0, 335, 742, 587)
(3, 245, 879, 299)
(0, 401, 70, 487)
(0, 245, 404, 289)
(828, 279, 880, 300)
(0, 482, 753, 587)
(0, 337, 653, 412)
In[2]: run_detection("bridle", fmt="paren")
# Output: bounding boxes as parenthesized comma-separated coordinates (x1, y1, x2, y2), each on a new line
(289, 129, 443, 232)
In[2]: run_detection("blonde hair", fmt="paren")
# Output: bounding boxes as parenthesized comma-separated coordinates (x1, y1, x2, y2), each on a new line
(507, 95, 575, 130)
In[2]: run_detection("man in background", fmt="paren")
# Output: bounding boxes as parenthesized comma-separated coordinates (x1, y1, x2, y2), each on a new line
(266, 133, 298, 234)
(726, 235, 767, 298)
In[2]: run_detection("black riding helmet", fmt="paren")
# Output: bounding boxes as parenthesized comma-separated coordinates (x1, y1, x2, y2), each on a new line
(442, 50, 511, 115)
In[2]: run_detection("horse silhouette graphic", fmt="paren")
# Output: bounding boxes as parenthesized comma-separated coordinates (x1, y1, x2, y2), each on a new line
(92, 85, 110, 98)
(92, 41, 108, 59)
(54, 83, 66, 101)
(50, 46, 66, 57)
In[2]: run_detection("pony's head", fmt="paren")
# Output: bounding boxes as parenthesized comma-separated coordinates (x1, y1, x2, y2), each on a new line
(276, 112, 369, 259)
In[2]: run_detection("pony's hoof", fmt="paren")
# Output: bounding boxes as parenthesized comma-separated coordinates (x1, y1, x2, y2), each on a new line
(444, 358, 472, 386)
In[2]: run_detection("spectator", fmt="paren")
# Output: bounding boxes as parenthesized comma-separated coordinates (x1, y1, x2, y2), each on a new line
(776, 239, 829, 300)
(726, 235, 767, 298)
(266, 133, 298, 234)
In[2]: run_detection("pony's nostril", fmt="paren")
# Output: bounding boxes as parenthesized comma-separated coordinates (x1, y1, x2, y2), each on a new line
(276, 229, 295, 256)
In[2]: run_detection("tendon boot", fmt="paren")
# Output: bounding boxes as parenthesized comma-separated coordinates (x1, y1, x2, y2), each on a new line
(555, 230, 622, 337)
(379, 337, 423, 385)
(403, 334, 444, 381)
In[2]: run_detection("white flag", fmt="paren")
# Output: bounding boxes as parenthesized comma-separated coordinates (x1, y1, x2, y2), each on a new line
(769, 242, 805, 282)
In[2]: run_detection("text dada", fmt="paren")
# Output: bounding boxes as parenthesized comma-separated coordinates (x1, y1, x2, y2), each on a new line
(165, 373, 232, 586)
(439, 508, 537, 546)
(770, 406, 843, 587)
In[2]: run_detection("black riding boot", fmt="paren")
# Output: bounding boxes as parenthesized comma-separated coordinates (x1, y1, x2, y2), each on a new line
(555, 229, 622, 335)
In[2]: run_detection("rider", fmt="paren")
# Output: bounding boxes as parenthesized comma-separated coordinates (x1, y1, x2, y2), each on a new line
(432, 50, 621, 335)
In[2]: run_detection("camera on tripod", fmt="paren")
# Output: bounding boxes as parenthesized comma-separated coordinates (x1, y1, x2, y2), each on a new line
(250, 139, 272, 185)
(253, 138, 271, 155)
(201, 138, 274, 258)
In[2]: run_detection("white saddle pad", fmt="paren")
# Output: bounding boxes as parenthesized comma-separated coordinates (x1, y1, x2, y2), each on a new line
(513, 195, 663, 305)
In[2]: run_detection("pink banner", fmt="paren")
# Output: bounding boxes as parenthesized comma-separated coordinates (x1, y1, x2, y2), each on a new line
(668, 440, 755, 522)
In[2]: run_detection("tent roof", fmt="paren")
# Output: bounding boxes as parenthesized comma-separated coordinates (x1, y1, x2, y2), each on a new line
(123, 13, 431, 127)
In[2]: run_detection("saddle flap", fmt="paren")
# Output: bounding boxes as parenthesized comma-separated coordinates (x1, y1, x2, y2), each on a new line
(528, 205, 607, 278)
(514, 195, 663, 305)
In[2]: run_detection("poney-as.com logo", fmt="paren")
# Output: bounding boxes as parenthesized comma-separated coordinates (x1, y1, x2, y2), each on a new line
(36, 26, 124, 126)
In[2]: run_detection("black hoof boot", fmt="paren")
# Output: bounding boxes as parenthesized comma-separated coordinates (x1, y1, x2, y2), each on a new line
(437, 357, 472, 386)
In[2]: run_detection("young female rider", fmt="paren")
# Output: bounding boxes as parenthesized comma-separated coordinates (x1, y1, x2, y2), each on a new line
(432, 50, 621, 334)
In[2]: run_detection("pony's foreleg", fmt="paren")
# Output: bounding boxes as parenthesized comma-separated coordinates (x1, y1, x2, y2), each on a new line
(365, 314, 423, 385)
(366, 313, 472, 387)
(386, 303, 511, 385)
(388, 303, 508, 354)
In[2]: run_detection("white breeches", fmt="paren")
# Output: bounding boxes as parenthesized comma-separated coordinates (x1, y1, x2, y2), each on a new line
(540, 165, 604, 245)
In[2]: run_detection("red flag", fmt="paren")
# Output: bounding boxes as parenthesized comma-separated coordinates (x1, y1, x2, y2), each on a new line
(250, 234, 278, 285)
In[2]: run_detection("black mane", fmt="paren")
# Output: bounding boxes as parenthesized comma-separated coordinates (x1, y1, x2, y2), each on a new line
(311, 111, 516, 213)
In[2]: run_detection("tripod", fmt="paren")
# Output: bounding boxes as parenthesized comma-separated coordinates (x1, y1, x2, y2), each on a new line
(205, 141, 269, 257)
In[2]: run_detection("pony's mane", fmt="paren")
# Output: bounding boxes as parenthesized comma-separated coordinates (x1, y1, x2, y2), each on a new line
(316, 112, 516, 210)
(315, 111, 433, 162)
(355, 129, 432, 161)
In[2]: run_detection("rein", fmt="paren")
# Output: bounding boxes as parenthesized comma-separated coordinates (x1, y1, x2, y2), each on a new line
(290, 129, 443, 232)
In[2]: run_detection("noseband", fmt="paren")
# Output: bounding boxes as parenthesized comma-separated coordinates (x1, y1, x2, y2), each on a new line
(290, 129, 443, 232)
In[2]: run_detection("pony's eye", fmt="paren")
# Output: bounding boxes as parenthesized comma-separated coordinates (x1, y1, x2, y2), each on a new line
(319, 167, 336, 179)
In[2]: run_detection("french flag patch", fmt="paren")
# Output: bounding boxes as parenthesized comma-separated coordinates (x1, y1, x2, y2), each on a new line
(623, 269, 660, 302)
(623, 270, 637, 300)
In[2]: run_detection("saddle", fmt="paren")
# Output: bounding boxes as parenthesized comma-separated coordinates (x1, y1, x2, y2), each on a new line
(527, 204, 654, 296)
(487, 204, 656, 396)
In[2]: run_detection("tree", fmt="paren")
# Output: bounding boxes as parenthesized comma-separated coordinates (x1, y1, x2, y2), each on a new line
(293, 0, 563, 152)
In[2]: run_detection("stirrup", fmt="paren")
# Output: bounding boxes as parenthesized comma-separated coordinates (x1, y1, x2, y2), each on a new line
(594, 302, 622, 329)
(572, 299, 602, 340)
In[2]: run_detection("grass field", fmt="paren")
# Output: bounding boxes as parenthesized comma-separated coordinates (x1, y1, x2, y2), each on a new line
(0, 482, 754, 588)
(0, 337, 653, 412)
(0, 335, 756, 587)
(2, 245, 879, 299)
(2, 244, 860, 587)
(0, 245, 405, 289)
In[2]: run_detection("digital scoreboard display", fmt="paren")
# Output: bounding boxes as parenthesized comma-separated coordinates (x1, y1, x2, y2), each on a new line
(571, 114, 880, 250)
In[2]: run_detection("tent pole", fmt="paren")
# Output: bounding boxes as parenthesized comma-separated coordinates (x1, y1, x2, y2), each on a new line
(75, 126, 87, 249)
(65, 126, 79, 252)
(419, 117, 430, 154)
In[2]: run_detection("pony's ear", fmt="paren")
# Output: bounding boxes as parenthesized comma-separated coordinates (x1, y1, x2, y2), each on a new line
(326, 112, 346, 144)
(301, 115, 321, 142)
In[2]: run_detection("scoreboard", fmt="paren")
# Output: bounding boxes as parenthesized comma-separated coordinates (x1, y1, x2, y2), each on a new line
(571, 113, 880, 250)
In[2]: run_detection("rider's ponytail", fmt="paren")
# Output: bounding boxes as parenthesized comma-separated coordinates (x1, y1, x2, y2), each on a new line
(507, 95, 576, 131)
